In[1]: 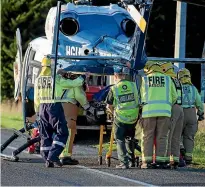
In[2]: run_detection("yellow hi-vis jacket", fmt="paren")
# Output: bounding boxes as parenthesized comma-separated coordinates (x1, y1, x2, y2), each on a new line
(62, 86, 88, 108)
(181, 84, 204, 113)
(112, 80, 139, 124)
(34, 74, 84, 113)
(140, 72, 178, 118)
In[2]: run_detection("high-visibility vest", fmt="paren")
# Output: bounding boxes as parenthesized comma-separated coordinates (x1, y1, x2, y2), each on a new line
(181, 84, 197, 108)
(63, 87, 88, 107)
(141, 72, 174, 118)
(112, 80, 139, 124)
(171, 77, 182, 105)
(201, 79, 205, 103)
(34, 74, 84, 112)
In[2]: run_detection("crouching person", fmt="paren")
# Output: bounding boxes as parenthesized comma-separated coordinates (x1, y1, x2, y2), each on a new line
(34, 57, 85, 167)
(106, 65, 140, 169)
(59, 72, 90, 165)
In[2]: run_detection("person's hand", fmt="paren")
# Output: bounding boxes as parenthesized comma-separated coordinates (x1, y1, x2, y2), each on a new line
(85, 72, 90, 78)
(198, 114, 204, 121)
(126, 61, 131, 69)
(57, 69, 67, 76)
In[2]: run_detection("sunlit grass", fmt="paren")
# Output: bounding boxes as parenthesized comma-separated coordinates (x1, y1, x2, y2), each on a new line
(192, 122, 205, 167)
(0, 100, 23, 129)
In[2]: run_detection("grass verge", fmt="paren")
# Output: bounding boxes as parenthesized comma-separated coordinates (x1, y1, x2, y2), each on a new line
(0, 101, 23, 130)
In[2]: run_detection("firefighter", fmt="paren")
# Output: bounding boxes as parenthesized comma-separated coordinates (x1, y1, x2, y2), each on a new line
(59, 72, 90, 165)
(140, 61, 178, 169)
(34, 57, 86, 167)
(177, 68, 204, 164)
(159, 62, 184, 168)
(106, 65, 140, 169)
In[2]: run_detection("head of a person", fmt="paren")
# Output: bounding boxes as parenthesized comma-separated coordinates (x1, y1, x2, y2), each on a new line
(40, 57, 52, 76)
(177, 68, 192, 84)
(143, 61, 164, 74)
(160, 62, 177, 78)
(113, 65, 129, 81)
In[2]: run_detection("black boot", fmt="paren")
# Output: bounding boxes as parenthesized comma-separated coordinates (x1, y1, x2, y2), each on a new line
(45, 160, 63, 168)
(60, 157, 79, 165)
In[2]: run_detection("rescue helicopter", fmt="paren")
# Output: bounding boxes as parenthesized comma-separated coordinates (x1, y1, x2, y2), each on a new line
(1, 0, 205, 163)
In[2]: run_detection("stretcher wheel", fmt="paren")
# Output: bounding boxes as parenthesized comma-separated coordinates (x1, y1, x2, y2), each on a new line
(98, 156, 102, 165)
(106, 157, 111, 167)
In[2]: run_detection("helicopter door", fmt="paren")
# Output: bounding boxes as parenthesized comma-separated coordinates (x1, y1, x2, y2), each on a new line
(14, 28, 23, 102)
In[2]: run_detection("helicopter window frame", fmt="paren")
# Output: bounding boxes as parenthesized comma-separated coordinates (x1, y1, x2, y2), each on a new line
(24, 48, 41, 87)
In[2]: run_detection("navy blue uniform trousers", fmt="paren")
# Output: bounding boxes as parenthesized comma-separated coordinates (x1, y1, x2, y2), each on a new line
(39, 103, 68, 162)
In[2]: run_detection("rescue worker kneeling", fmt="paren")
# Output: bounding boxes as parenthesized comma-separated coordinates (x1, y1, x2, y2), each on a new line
(59, 72, 90, 165)
(140, 61, 178, 169)
(34, 58, 86, 167)
(160, 62, 184, 168)
(106, 65, 140, 169)
(177, 68, 204, 164)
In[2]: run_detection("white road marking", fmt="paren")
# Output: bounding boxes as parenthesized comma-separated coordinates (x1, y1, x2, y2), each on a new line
(2, 145, 156, 186)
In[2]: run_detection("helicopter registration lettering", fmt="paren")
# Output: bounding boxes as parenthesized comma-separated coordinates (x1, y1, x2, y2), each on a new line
(66, 46, 81, 62)
(66, 46, 80, 56)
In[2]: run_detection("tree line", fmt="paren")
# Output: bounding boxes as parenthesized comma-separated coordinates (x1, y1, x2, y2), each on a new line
(1, 0, 205, 100)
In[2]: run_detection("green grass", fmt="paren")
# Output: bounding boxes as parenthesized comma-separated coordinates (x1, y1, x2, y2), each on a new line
(1, 113, 23, 130)
(192, 126, 205, 168)
(0, 102, 24, 130)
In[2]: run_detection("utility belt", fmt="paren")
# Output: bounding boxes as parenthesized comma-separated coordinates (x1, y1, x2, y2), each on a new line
(183, 106, 195, 109)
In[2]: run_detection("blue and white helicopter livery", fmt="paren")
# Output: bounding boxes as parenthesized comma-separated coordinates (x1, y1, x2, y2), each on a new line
(1, 0, 204, 162)
(13, 0, 205, 131)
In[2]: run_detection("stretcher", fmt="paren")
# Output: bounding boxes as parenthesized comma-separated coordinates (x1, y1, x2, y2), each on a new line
(0, 122, 40, 161)
(97, 108, 142, 167)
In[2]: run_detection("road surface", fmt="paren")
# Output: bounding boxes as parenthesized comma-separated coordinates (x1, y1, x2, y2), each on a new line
(1, 129, 205, 186)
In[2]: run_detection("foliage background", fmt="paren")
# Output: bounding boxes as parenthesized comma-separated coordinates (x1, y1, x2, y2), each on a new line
(1, 0, 205, 100)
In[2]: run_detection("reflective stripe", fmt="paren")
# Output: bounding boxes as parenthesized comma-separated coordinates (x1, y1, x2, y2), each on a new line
(185, 152, 192, 157)
(141, 156, 153, 162)
(191, 86, 195, 104)
(142, 110, 171, 116)
(53, 141, 65, 147)
(156, 156, 169, 162)
(40, 146, 51, 151)
(115, 112, 136, 123)
(173, 156, 179, 162)
(147, 100, 171, 105)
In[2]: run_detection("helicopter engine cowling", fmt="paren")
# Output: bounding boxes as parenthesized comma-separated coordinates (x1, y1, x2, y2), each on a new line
(45, 5, 79, 41)
(60, 18, 79, 36)
(121, 19, 136, 37)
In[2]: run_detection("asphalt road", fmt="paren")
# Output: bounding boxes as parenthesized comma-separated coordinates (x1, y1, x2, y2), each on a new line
(1, 129, 205, 186)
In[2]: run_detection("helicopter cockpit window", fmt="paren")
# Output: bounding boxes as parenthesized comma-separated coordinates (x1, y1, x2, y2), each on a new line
(88, 76, 107, 86)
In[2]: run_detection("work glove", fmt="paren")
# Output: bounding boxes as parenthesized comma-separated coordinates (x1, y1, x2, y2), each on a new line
(80, 75, 86, 82)
(198, 114, 204, 121)
(197, 111, 204, 121)
(84, 104, 96, 116)
(83, 103, 91, 110)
